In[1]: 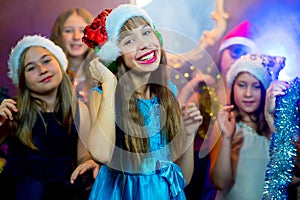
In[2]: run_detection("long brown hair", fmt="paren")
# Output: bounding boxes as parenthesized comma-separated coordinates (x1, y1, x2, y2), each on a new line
(50, 8, 93, 55)
(114, 17, 185, 167)
(50, 8, 94, 84)
(15, 47, 76, 150)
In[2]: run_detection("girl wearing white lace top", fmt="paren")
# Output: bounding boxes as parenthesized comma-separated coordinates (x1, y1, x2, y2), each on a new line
(209, 54, 273, 200)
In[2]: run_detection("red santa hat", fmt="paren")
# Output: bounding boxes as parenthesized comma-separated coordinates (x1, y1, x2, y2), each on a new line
(82, 4, 156, 63)
(219, 20, 257, 52)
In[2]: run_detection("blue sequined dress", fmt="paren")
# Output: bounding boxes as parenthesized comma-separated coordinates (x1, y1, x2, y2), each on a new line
(89, 91, 186, 200)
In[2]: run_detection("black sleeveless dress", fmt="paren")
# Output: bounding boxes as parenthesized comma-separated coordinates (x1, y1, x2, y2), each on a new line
(0, 112, 81, 200)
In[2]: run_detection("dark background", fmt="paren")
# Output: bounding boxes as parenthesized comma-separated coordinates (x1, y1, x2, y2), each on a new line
(1, 0, 300, 97)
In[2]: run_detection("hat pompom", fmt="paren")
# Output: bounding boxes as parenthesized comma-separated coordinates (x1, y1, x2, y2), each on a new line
(97, 40, 120, 62)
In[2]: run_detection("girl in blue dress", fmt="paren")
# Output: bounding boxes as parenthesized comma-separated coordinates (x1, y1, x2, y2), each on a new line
(83, 4, 202, 200)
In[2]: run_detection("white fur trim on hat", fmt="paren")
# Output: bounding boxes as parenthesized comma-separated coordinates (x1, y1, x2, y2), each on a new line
(96, 40, 120, 61)
(219, 37, 257, 52)
(8, 35, 68, 85)
(98, 4, 154, 62)
(226, 55, 271, 90)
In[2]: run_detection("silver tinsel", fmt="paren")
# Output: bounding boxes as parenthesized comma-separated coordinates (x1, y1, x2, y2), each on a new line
(263, 77, 300, 199)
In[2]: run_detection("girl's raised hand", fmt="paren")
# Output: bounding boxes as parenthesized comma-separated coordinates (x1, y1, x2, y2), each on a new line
(265, 80, 289, 117)
(217, 105, 235, 140)
(89, 58, 117, 86)
(70, 159, 100, 184)
(0, 99, 18, 126)
(265, 80, 289, 132)
(181, 102, 203, 136)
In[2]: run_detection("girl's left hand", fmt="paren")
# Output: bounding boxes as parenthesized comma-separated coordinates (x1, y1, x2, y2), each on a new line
(0, 99, 18, 126)
(89, 58, 117, 86)
(70, 159, 100, 184)
(181, 102, 203, 136)
(265, 80, 289, 132)
(265, 80, 289, 116)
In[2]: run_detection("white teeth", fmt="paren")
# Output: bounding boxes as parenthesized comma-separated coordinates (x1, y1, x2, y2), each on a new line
(140, 52, 154, 61)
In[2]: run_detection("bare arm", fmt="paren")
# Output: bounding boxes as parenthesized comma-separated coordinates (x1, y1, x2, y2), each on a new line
(210, 105, 235, 190)
(175, 102, 202, 184)
(175, 136, 194, 185)
(87, 58, 117, 164)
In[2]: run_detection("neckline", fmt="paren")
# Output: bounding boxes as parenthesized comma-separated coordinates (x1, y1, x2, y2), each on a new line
(238, 122, 257, 134)
(137, 96, 158, 101)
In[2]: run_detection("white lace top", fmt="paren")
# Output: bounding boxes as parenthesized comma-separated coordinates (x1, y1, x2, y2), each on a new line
(217, 122, 270, 200)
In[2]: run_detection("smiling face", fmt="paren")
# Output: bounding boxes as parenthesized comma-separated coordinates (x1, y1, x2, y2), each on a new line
(233, 72, 262, 115)
(61, 13, 89, 57)
(118, 17, 161, 74)
(24, 46, 63, 96)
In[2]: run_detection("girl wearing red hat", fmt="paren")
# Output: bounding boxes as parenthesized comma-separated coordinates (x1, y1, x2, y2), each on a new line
(83, 4, 202, 200)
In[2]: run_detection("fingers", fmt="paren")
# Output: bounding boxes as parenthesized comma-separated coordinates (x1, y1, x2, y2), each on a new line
(70, 160, 99, 184)
(93, 165, 100, 179)
(217, 105, 236, 138)
(265, 81, 290, 119)
(0, 99, 17, 121)
(181, 103, 199, 117)
(228, 109, 236, 123)
(218, 105, 234, 122)
(70, 163, 90, 184)
(89, 58, 116, 86)
(267, 81, 289, 98)
(265, 81, 289, 115)
(223, 104, 234, 112)
(181, 103, 203, 126)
